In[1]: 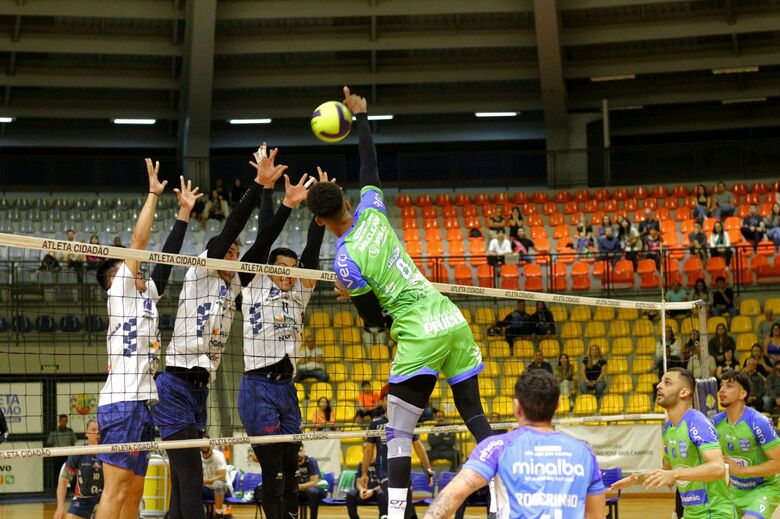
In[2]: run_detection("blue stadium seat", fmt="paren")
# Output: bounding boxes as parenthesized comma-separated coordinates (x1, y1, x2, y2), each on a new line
(225, 472, 262, 505)
(0, 315, 7, 333)
(84, 315, 107, 332)
(12, 315, 31, 333)
(35, 315, 56, 332)
(601, 467, 622, 518)
(410, 471, 434, 505)
(59, 315, 82, 332)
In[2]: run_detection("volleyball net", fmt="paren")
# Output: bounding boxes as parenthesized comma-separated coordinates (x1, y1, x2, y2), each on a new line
(0, 230, 707, 465)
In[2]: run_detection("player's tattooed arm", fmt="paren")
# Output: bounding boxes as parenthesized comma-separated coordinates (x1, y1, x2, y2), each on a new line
(423, 469, 487, 519)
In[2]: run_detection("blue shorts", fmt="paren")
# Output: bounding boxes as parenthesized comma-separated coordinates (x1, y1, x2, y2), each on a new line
(238, 374, 301, 440)
(202, 485, 232, 501)
(97, 401, 154, 476)
(68, 495, 100, 519)
(152, 371, 208, 439)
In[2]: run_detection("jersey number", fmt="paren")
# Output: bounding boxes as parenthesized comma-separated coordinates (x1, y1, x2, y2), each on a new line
(196, 303, 212, 338)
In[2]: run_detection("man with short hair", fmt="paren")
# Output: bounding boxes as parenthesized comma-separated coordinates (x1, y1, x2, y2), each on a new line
(638, 208, 660, 243)
(298, 445, 327, 519)
(742, 358, 770, 412)
(54, 419, 102, 519)
(346, 461, 383, 519)
(713, 182, 736, 219)
(741, 205, 766, 251)
(294, 333, 329, 383)
(688, 221, 708, 259)
(426, 411, 461, 471)
(47, 414, 77, 448)
(610, 368, 734, 518)
(712, 276, 736, 317)
(715, 370, 780, 519)
(597, 226, 621, 263)
(424, 370, 605, 519)
(758, 309, 778, 342)
(201, 444, 231, 519)
(526, 350, 553, 373)
(355, 381, 379, 421)
(494, 300, 531, 353)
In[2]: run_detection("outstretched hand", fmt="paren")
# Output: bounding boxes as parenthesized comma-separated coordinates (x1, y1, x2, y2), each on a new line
(282, 173, 310, 208)
(315, 166, 336, 184)
(173, 175, 204, 214)
(146, 158, 168, 195)
(249, 143, 288, 188)
(343, 86, 367, 115)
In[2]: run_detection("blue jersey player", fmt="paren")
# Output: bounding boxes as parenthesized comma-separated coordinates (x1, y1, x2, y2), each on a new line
(423, 370, 606, 519)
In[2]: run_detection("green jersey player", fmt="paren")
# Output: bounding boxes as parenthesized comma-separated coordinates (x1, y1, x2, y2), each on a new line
(610, 368, 734, 518)
(715, 369, 780, 519)
(307, 86, 494, 519)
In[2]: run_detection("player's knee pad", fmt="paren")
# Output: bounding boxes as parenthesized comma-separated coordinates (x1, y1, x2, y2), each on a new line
(387, 395, 423, 459)
(212, 480, 225, 495)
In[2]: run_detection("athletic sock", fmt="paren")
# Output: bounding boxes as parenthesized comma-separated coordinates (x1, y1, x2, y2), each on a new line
(387, 487, 408, 519)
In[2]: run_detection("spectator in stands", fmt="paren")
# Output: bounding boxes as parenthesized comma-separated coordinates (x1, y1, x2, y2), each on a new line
(716, 348, 740, 380)
(617, 216, 642, 267)
(579, 345, 607, 399)
(490, 412, 508, 434)
(191, 197, 206, 230)
(596, 214, 616, 239)
(574, 216, 594, 255)
(687, 338, 716, 379)
(85, 234, 103, 270)
(758, 309, 778, 342)
(656, 345, 685, 381)
(692, 184, 709, 220)
(743, 358, 770, 412)
(487, 229, 511, 266)
(205, 190, 229, 221)
(690, 278, 710, 307)
(555, 353, 574, 398)
(230, 178, 246, 206)
(765, 323, 780, 362)
(765, 202, 780, 252)
(487, 205, 505, 233)
(494, 300, 532, 353)
(507, 206, 523, 239)
(426, 411, 461, 471)
(532, 301, 556, 336)
(59, 229, 85, 269)
(200, 444, 231, 518)
(295, 333, 329, 383)
(687, 221, 708, 259)
(112, 235, 123, 247)
(708, 323, 736, 364)
(468, 227, 483, 239)
(643, 227, 663, 269)
(527, 350, 553, 373)
(655, 325, 681, 363)
(638, 208, 660, 244)
(712, 181, 736, 219)
(767, 363, 780, 413)
(743, 343, 774, 378)
(355, 381, 379, 422)
(597, 226, 621, 264)
(665, 280, 689, 318)
(711, 276, 736, 317)
(346, 461, 384, 519)
(46, 414, 76, 448)
(311, 397, 336, 431)
(515, 227, 535, 262)
(297, 445, 327, 519)
(740, 205, 766, 251)
(683, 330, 699, 360)
(708, 221, 732, 265)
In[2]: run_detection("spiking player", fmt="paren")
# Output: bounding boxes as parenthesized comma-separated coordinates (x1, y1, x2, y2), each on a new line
(715, 370, 780, 519)
(95, 161, 202, 519)
(153, 146, 287, 519)
(307, 87, 494, 519)
(610, 368, 734, 518)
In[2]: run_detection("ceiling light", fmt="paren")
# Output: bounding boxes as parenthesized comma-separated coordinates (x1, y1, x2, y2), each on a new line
(611, 105, 644, 111)
(712, 66, 759, 75)
(228, 118, 272, 124)
(590, 74, 636, 82)
(474, 112, 518, 118)
(352, 115, 394, 121)
(112, 118, 156, 125)
(721, 97, 767, 105)
(0, 117, 13, 123)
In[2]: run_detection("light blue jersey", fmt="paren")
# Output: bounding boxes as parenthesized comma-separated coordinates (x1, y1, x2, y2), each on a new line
(464, 426, 604, 519)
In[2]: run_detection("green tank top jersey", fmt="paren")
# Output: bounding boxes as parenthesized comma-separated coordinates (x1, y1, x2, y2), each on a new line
(714, 407, 780, 490)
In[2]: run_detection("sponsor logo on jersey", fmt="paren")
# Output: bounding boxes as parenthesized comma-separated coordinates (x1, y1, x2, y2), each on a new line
(421, 311, 466, 335)
(679, 489, 709, 506)
(752, 421, 769, 445)
(678, 440, 688, 459)
(512, 458, 586, 477)
(739, 438, 751, 452)
(478, 439, 504, 462)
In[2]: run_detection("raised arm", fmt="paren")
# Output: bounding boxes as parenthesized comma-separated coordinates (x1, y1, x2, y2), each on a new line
(127, 158, 168, 275)
(343, 86, 381, 190)
(299, 168, 332, 289)
(151, 176, 203, 295)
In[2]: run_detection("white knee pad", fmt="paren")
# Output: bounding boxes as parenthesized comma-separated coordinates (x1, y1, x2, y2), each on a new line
(387, 395, 423, 459)
(212, 479, 226, 495)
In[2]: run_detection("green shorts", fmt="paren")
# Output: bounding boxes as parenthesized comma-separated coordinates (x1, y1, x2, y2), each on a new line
(388, 294, 483, 384)
(733, 484, 780, 518)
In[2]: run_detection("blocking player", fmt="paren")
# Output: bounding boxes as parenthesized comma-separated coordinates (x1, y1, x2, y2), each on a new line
(54, 419, 103, 519)
(95, 162, 202, 519)
(307, 86, 494, 519)
(610, 368, 734, 518)
(715, 369, 780, 519)
(423, 370, 605, 519)
(238, 168, 326, 519)
(153, 146, 287, 519)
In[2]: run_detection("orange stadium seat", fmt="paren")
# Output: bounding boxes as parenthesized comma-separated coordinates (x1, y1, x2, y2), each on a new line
(425, 227, 442, 242)
(571, 262, 591, 291)
(575, 189, 590, 202)
(442, 205, 458, 218)
(593, 188, 609, 201)
(401, 217, 418, 230)
(523, 264, 543, 291)
(683, 256, 705, 287)
(447, 241, 466, 266)
(550, 263, 568, 291)
(396, 194, 412, 207)
(455, 193, 471, 206)
(563, 201, 579, 215)
(436, 193, 453, 207)
(403, 228, 420, 242)
(401, 206, 417, 218)
(421, 206, 437, 219)
(549, 213, 565, 227)
(416, 194, 433, 207)
(454, 265, 473, 285)
(501, 264, 521, 290)
(463, 205, 478, 217)
(445, 228, 463, 241)
(554, 191, 571, 203)
(477, 264, 494, 288)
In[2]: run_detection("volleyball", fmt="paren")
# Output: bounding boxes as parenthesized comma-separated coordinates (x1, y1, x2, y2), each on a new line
(310, 100, 353, 143)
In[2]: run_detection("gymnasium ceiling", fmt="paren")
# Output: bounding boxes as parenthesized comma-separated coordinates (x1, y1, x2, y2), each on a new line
(0, 0, 780, 147)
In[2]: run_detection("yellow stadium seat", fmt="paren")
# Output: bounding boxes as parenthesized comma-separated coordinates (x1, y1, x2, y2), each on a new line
(295, 383, 306, 402)
(564, 339, 585, 358)
(608, 374, 633, 394)
(308, 310, 331, 328)
(432, 383, 449, 401)
(765, 298, 780, 314)
(557, 396, 571, 415)
(550, 305, 568, 323)
(592, 306, 615, 322)
(681, 318, 696, 335)
(332, 310, 354, 328)
(632, 319, 654, 337)
(346, 445, 363, 466)
(608, 320, 631, 338)
(626, 394, 651, 414)
(600, 395, 625, 415)
(737, 333, 758, 352)
(635, 336, 656, 356)
(459, 307, 473, 323)
(344, 344, 365, 361)
(340, 327, 361, 346)
(504, 360, 525, 378)
(616, 308, 639, 320)
(584, 322, 606, 338)
(632, 356, 654, 374)
(636, 373, 657, 394)
(376, 364, 391, 381)
(573, 395, 598, 416)
(707, 316, 728, 334)
(327, 363, 348, 383)
(336, 382, 358, 402)
(588, 338, 609, 357)
(570, 305, 591, 322)
(470, 324, 483, 341)
(483, 361, 500, 377)
(514, 340, 535, 359)
(310, 382, 333, 401)
(488, 340, 512, 359)
(653, 401, 665, 414)
(497, 305, 514, 321)
(479, 343, 489, 359)
(334, 402, 357, 422)
(491, 396, 514, 417)
(540, 339, 560, 359)
(479, 378, 496, 398)
(611, 337, 633, 356)
(500, 378, 515, 395)
(730, 316, 753, 334)
(368, 344, 389, 361)
(352, 362, 373, 380)
(441, 399, 458, 418)
(315, 328, 336, 346)
(560, 322, 582, 339)
(474, 307, 496, 326)
(323, 344, 343, 359)
(606, 358, 628, 375)
(739, 298, 761, 317)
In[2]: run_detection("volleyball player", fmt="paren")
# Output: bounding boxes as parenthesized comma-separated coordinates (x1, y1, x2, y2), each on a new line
(307, 87, 494, 519)
(95, 161, 201, 519)
(423, 370, 605, 519)
(153, 147, 287, 519)
(715, 370, 780, 519)
(610, 368, 735, 518)
(54, 419, 102, 519)
(237, 168, 327, 519)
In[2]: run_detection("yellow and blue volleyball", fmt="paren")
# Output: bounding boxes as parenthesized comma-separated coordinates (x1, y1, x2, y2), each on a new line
(310, 101, 353, 143)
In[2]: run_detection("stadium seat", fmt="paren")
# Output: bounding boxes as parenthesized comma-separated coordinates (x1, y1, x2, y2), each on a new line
(403, 228, 421, 242)
(474, 306, 496, 326)
(352, 362, 373, 380)
(616, 308, 639, 320)
(564, 339, 585, 358)
(600, 395, 625, 415)
(626, 394, 651, 414)
(571, 262, 591, 291)
(540, 339, 560, 359)
(573, 395, 598, 416)
(706, 257, 727, 282)
(608, 320, 631, 338)
(504, 360, 525, 377)
(501, 264, 521, 290)
(707, 316, 728, 334)
(367, 344, 389, 361)
(491, 396, 514, 417)
(84, 315, 106, 332)
(514, 340, 535, 358)
(460, 308, 473, 323)
(583, 322, 605, 338)
(737, 333, 758, 352)
(588, 338, 609, 357)
(308, 311, 331, 328)
(478, 378, 496, 398)
(635, 336, 656, 356)
(315, 328, 337, 347)
(60, 315, 81, 332)
(309, 382, 334, 401)
(610, 338, 633, 357)
(730, 316, 753, 334)
(636, 374, 657, 394)
(340, 327, 361, 346)
(336, 382, 358, 402)
(549, 263, 567, 291)
(483, 361, 500, 377)
(683, 256, 706, 287)
(632, 319, 654, 337)
(632, 357, 654, 374)
(332, 310, 354, 328)
(557, 396, 571, 415)
(606, 358, 628, 376)
(550, 305, 568, 323)
(445, 227, 464, 242)
(523, 264, 542, 292)
(570, 305, 591, 322)
(766, 298, 780, 314)
(488, 340, 512, 359)
(453, 265, 473, 285)
(476, 264, 493, 287)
